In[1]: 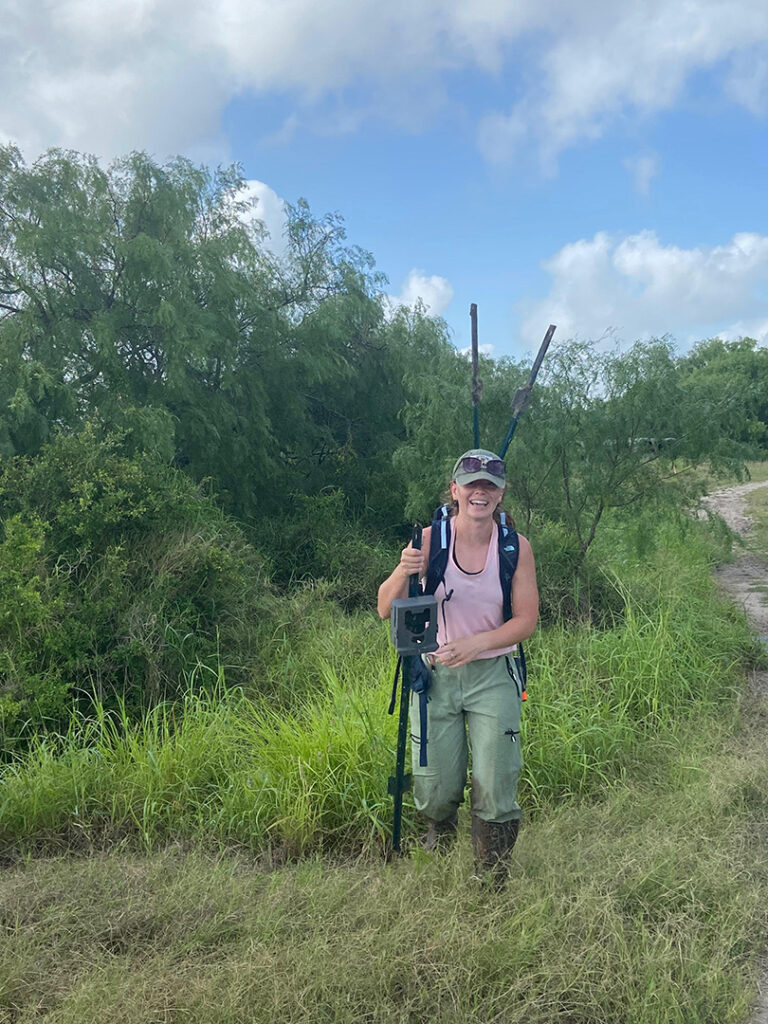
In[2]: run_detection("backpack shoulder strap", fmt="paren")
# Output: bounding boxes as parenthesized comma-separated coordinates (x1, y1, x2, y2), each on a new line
(498, 512, 528, 693)
(424, 504, 452, 596)
(497, 511, 519, 622)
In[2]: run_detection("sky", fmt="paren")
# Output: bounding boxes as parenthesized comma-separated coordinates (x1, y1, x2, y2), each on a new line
(2, 0, 768, 360)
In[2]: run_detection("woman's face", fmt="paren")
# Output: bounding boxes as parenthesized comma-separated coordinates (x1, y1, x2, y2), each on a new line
(450, 478, 504, 520)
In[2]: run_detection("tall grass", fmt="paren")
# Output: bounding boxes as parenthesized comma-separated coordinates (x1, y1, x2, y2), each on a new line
(526, 559, 749, 802)
(1, 516, 757, 859)
(3, 716, 768, 1023)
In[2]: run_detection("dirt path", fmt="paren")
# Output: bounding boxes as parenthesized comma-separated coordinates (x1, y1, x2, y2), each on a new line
(704, 481, 768, 1024)
(706, 482, 768, 669)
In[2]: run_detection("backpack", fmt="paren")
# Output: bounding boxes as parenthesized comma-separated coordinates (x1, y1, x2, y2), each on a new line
(423, 504, 527, 697)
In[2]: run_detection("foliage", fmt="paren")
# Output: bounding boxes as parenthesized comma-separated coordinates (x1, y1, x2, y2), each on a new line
(0, 427, 274, 747)
(3, 144, 768, 1024)
(524, 513, 617, 624)
(3, 141, 768, 752)
(0, 145, 429, 528)
(509, 340, 738, 554)
(392, 334, 524, 524)
(3, 746, 768, 1024)
(259, 488, 398, 610)
(2, 144, 761, 563)
(0, 514, 71, 740)
(1, 511, 756, 852)
(390, 336, 753, 627)
(678, 336, 768, 451)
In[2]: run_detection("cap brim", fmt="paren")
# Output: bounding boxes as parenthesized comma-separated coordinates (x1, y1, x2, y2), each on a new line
(454, 470, 505, 487)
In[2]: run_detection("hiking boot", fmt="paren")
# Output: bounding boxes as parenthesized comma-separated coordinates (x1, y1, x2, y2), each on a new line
(420, 811, 458, 852)
(471, 815, 519, 888)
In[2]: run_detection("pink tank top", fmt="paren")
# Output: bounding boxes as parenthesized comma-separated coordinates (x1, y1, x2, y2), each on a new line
(434, 524, 516, 660)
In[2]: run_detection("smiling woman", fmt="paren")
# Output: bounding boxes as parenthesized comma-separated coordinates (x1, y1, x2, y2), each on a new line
(377, 448, 539, 884)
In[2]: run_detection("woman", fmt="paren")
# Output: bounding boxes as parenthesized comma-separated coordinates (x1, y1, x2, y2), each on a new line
(377, 449, 539, 881)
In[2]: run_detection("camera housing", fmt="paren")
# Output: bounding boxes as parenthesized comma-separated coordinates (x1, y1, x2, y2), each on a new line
(390, 595, 438, 655)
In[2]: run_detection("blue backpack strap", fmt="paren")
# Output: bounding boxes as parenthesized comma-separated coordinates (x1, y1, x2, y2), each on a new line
(497, 511, 519, 623)
(424, 504, 452, 596)
(409, 658, 432, 767)
(498, 511, 528, 695)
(388, 655, 432, 766)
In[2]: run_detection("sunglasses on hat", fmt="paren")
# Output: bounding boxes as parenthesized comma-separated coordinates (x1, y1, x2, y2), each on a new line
(457, 455, 506, 478)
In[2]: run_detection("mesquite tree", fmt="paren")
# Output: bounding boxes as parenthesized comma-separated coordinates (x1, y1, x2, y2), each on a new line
(0, 146, 423, 525)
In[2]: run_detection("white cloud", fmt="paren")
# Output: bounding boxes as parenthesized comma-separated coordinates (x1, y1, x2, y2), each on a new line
(388, 270, 454, 318)
(2, 0, 768, 162)
(1, 0, 229, 158)
(717, 318, 768, 344)
(521, 230, 768, 348)
(459, 343, 495, 358)
(477, 0, 768, 168)
(238, 180, 289, 258)
(724, 48, 768, 114)
(624, 153, 660, 196)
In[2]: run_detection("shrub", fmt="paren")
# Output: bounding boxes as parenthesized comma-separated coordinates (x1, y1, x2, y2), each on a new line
(0, 427, 274, 748)
(259, 488, 397, 610)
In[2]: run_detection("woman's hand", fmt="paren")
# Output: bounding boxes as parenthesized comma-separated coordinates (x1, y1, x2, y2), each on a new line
(377, 528, 432, 620)
(432, 634, 486, 668)
(398, 542, 427, 582)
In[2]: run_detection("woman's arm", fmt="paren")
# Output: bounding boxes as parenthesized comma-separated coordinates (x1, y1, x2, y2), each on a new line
(432, 534, 538, 666)
(376, 526, 431, 619)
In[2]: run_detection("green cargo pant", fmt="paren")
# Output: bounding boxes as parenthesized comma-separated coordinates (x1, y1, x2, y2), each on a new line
(410, 654, 523, 824)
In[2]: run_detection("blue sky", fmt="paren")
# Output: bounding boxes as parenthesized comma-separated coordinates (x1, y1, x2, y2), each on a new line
(3, 0, 767, 360)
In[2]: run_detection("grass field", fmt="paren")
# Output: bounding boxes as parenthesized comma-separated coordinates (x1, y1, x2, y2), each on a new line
(746, 483, 768, 557)
(3, 499, 768, 1023)
(745, 462, 768, 484)
(3, 708, 768, 1023)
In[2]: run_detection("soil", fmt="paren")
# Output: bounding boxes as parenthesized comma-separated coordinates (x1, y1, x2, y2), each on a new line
(704, 482, 768, 694)
(703, 481, 768, 1023)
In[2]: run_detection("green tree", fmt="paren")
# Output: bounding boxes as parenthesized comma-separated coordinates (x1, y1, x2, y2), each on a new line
(393, 336, 750, 577)
(677, 337, 768, 453)
(507, 339, 750, 561)
(0, 146, 422, 527)
(0, 147, 276, 480)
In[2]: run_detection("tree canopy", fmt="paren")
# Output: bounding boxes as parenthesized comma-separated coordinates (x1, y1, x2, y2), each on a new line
(3, 144, 760, 543)
(0, 146, 451, 526)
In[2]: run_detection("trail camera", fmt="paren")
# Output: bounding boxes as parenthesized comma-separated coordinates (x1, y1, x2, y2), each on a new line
(390, 595, 438, 656)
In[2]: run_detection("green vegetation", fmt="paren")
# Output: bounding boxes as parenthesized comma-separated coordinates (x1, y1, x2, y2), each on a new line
(745, 461, 768, 484)
(0, 515, 754, 859)
(3, 509, 768, 1023)
(2, 692, 768, 1022)
(8, 716, 768, 1024)
(3, 144, 768, 1021)
(3, 144, 768, 747)
(745, 484, 768, 557)
(0, 428, 278, 745)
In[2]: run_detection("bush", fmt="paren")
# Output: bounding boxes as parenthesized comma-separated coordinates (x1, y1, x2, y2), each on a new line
(259, 488, 397, 610)
(0, 427, 274, 749)
(524, 514, 623, 626)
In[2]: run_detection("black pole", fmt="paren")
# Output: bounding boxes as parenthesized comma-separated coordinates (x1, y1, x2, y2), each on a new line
(470, 303, 481, 448)
(391, 525, 422, 854)
(391, 656, 411, 854)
